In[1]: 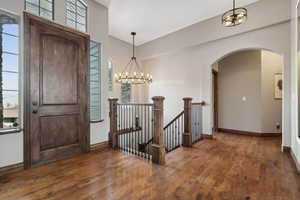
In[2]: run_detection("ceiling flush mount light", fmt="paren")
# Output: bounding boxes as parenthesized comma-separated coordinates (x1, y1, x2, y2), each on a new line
(115, 32, 152, 85)
(222, 0, 247, 27)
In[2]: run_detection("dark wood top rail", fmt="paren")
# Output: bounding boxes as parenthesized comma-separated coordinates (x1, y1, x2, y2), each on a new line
(164, 111, 184, 130)
(192, 101, 206, 106)
(115, 127, 142, 136)
(117, 103, 154, 106)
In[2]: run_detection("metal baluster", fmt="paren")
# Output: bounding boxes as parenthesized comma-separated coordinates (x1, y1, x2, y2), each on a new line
(146, 106, 153, 159)
(142, 106, 145, 158)
(176, 120, 179, 147)
(145, 107, 153, 159)
(134, 105, 138, 155)
(141, 105, 144, 158)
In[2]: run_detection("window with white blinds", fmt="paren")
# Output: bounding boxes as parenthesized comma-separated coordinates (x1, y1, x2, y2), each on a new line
(90, 41, 101, 122)
(66, 0, 87, 32)
(25, 0, 54, 20)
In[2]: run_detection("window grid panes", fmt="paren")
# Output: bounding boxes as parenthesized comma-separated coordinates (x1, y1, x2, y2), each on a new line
(0, 11, 20, 131)
(66, 0, 87, 32)
(108, 60, 113, 92)
(121, 83, 132, 104)
(90, 41, 101, 122)
(25, 0, 54, 20)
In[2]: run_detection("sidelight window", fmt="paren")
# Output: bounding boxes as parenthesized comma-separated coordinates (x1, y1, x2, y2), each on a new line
(25, 0, 54, 20)
(66, 0, 87, 32)
(0, 10, 20, 132)
(90, 41, 101, 122)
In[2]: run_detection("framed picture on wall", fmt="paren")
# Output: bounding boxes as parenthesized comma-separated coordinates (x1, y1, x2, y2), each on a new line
(274, 73, 283, 100)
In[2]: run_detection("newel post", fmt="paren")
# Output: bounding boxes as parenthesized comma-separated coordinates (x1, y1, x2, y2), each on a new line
(151, 96, 166, 165)
(109, 98, 118, 148)
(182, 97, 193, 147)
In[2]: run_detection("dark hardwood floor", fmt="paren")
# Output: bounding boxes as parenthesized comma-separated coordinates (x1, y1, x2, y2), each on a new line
(0, 133, 299, 200)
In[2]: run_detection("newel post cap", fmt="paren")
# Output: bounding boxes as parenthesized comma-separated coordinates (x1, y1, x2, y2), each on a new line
(108, 98, 119, 102)
(183, 97, 193, 101)
(152, 96, 165, 101)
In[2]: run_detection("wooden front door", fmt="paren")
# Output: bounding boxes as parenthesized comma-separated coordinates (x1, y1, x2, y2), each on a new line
(24, 13, 90, 168)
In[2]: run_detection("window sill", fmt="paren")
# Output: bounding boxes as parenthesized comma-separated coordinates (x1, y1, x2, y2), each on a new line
(90, 119, 104, 124)
(0, 129, 22, 136)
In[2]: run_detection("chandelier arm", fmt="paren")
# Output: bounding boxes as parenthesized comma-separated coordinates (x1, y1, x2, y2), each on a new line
(115, 32, 152, 84)
(134, 58, 143, 73)
(121, 58, 134, 74)
(133, 34, 135, 58)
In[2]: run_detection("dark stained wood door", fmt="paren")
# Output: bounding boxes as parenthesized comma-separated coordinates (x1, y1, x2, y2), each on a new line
(24, 13, 90, 168)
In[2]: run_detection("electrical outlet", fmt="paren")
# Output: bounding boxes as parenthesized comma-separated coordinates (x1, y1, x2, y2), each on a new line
(276, 123, 281, 130)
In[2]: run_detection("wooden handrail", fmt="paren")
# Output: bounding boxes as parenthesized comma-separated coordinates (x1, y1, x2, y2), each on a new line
(192, 101, 205, 106)
(164, 111, 184, 130)
(115, 127, 142, 136)
(117, 103, 153, 106)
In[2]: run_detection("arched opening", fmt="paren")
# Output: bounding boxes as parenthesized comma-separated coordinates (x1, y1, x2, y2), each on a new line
(210, 49, 284, 141)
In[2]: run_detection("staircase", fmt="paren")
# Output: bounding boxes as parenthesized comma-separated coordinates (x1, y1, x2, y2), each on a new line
(109, 97, 205, 165)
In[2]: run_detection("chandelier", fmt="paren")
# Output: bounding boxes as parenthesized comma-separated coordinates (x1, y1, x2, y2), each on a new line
(222, 0, 247, 27)
(115, 32, 152, 85)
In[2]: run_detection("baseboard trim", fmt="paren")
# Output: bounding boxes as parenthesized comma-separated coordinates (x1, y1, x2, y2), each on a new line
(90, 141, 109, 152)
(218, 128, 282, 137)
(282, 146, 291, 153)
(0, 142, 109, 176)
(0, 163, 24, 176)
(290, 149, 300, 174)
(202, 134, 214, 139)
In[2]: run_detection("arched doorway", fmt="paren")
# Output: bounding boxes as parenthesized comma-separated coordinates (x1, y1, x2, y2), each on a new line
(208, 48, 285, 144)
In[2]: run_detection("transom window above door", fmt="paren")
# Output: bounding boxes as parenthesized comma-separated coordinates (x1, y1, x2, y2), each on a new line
(66, 0, 87, 32)
(0, 10, 20, 132)
(25, 0, 54, 20)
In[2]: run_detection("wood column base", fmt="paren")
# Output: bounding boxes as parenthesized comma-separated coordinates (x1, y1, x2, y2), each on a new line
(151, 144, 165, 165)
(182, 133, 192, 147)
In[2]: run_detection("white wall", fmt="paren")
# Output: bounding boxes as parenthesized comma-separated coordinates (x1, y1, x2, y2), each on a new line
(138, 0, 290, 59)
(108, 36, 149, 103)
(0, 0, 109, 168)
(290, 0, 300, 166)
(141, 1, 291, 147)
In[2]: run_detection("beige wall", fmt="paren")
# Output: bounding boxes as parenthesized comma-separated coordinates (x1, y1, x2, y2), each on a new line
(261, 51, 283, 133)
(217, 50, 283, 134)
(218, 50, 262, 133)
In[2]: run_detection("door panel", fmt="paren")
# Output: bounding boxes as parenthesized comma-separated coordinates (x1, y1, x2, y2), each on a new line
(40, 115, 80, 151)
(24, 13, 90, 168)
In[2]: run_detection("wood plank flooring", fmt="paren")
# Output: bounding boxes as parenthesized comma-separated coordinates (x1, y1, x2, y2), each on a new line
(0, 133, 299, 200)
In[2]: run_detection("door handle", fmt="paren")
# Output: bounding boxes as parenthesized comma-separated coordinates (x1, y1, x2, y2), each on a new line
(32, 101, 38, 114)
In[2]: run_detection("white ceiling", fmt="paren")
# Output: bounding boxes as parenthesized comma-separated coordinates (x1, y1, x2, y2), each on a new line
(107, 0, 259, 45)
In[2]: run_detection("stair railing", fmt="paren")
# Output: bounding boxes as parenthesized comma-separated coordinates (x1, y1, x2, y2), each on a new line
(109, 96, 166, 165)
(164, 111, 184, 152)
